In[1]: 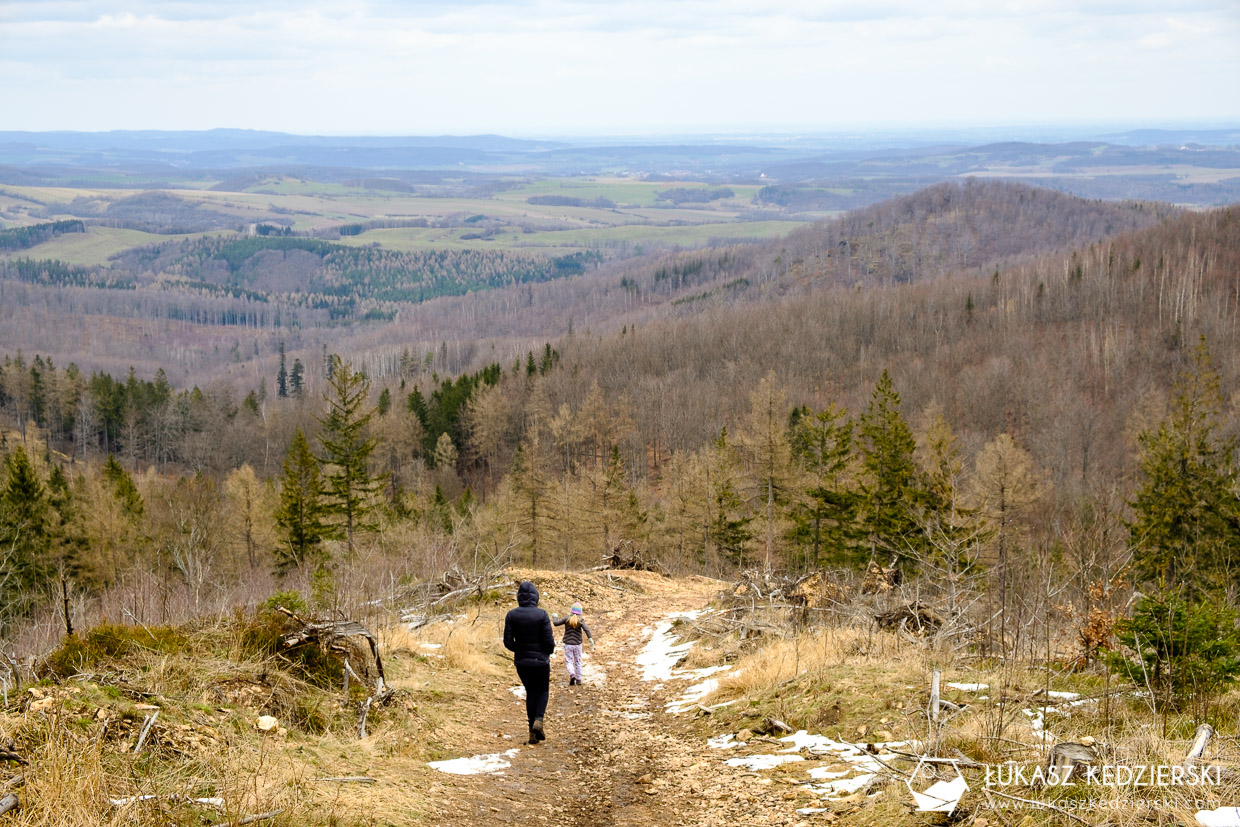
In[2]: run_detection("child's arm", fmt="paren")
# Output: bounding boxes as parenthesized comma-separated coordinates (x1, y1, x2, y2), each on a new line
(552, 616, 567, 627)
(582, 622, 594, 642)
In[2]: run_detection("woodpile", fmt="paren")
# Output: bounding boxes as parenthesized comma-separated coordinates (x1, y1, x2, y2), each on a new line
(861, 557, 901, 594)
(600, 540, 665, 575)
(726, 569, 846, 610)
(874, 603, 944, 635)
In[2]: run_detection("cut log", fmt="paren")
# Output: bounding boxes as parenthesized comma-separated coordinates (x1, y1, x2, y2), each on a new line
(0, 793, 16, 815)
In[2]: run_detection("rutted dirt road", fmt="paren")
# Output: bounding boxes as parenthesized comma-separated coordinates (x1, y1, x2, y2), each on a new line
(415, 569, 843, 827)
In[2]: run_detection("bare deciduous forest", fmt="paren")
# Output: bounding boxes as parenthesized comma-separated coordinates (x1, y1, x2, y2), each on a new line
(4, 170, 1240, 825)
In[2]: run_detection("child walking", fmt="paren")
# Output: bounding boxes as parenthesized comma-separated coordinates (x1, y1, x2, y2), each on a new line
(553, 602, 594, 686)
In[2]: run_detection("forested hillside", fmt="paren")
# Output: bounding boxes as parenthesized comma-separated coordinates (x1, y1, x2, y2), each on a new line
(1, 182, 1237, 662)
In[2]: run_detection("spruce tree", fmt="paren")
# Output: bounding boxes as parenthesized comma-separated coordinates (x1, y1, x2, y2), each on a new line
(1128, 340, 1240, 595)
(290, 359, 304, 399)
(318, 358, 381, 557)
(857, 370, 926, 563)
(274, 429, 328, 572)
(276, 342, 288, 399)
(787, 404, 863, 569)
(0, 446, 51, 618)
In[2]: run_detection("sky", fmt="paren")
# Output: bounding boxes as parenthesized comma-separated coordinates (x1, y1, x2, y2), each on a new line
(1, 1, 1238, 137)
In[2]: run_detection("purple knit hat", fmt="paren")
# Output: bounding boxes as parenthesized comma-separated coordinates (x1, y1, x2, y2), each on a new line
(570, 602, 583, 615)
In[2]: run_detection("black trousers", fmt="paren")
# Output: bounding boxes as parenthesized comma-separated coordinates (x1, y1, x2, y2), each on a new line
(515, 662, 550, 727)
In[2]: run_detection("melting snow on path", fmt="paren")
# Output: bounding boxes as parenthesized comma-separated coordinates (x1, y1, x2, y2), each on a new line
(637, 610, 733, 711)
(636, 611, 704, 682)
(946, 682, 987, 692)
(509, 685, 526, 700)
(428, 748, 520, 775)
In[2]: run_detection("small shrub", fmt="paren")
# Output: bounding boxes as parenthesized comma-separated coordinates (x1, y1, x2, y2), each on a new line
(42, 623, 188, 677)
(1107, 594, 1240, 713)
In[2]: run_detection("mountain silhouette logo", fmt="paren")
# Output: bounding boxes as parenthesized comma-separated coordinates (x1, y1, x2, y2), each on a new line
(907, 757, 969, 814)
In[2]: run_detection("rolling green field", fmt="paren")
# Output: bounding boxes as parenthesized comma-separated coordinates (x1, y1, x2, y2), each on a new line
(332, 219, 807, 255)
(0, 175, 808, 265)
(0, 226, 235, 267)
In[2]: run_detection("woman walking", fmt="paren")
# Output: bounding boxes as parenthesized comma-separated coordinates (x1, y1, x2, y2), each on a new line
(503, 580, 555, 744)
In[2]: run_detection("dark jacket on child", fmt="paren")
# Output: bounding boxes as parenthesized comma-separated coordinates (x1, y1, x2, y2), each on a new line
(504, 581, 555, 667)
(553, 615, 593, 646)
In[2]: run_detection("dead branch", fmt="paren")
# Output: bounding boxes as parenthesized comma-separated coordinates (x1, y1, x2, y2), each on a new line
(1185, 724, 1214, 769)
(0, 794, 16, 816)
(311, 776, 377, 784)
(133, 710, 158, 754)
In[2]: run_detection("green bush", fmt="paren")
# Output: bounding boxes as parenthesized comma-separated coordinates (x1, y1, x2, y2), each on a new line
(42, 623, 189, 677)
(1107, 594, 1240, 712)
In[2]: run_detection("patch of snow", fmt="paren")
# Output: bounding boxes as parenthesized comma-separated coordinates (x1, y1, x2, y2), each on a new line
(725, 754, 806, 770)
(509, 686, 526, 700)
(419, 643, 442, 650)
(813, 773, 876, 797)
(1197, 807, 1240, 827)
(946, 682, 988, 691)
(1045, 690, 1080, 700)
(428, 748, 520, 775)
(807, 767, 850, 780)
(708, 734, 739, 749)
(667, 676, 723, 713)
(637, 621, 695, 681)
(796, 807, 829, 814)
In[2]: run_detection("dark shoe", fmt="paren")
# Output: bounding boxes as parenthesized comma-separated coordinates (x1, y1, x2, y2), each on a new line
(569, 677, 577, 686)
(532, 717, 545, 741)
(528, 728, 538, 745)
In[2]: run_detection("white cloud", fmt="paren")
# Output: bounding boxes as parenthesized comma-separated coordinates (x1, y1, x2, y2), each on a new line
(1, 1, 1236, 133)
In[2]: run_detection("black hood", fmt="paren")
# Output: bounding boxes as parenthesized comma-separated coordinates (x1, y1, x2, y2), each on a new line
(517, 580, 540, 607)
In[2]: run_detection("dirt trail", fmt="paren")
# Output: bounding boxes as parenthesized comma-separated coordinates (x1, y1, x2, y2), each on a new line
(419, 571, 787, 827)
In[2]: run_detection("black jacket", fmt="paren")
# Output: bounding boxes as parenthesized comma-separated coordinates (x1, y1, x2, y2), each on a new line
(503, 581, 555, 667)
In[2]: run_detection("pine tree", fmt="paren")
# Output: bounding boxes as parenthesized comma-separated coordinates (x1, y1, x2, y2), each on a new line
(857, 370, 927, 563)
(318, 358, 381, 557)
(274, 429, 329, 572)
(1128, 340, 1240, 595)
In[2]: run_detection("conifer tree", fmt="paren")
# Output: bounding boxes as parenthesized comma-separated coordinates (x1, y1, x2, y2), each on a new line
(509, 429, 552, 567)
(787, 404, 863, 569)
(1128, 340, 1240, 595)
(0, 446, 50, 618)
(738, 372, 793, 570)
(318, 358, 381, 557)
(274, 429, 328, 572)
(277, 342, 288, 399)
(857, 370, 926, 563)
(290, 359, 305, 399)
